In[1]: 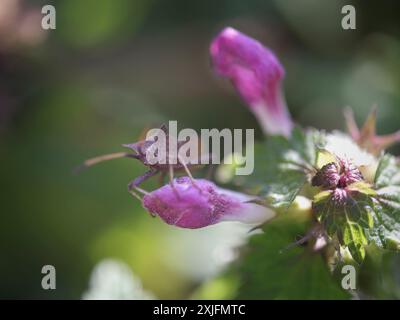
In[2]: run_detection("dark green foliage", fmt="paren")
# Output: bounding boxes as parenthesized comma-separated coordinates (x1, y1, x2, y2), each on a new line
(235, 214, 349, 299)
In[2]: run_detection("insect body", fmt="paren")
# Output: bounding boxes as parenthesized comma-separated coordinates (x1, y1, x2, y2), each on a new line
(77, 125, 208, 200)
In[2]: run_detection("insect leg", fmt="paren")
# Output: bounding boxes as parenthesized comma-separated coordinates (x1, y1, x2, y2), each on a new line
(169, 164, 174, 184)
(177, 154, 200, 190)
(168, 164, 180, 197)
(127, 169, 158, 200)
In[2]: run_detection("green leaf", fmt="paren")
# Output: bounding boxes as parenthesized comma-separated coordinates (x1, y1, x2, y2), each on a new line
(374, 154, 400, 188)
(357, 244, 400, 299)
(341, 216, 367, 264)
(312, 184, 375, 263)
(370, 154, 400, 249)
(244, 127, 325, 209)
(235, 213, 349, 299)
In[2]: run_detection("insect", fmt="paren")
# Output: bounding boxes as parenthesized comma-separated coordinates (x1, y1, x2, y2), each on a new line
(76, 125, 211, 200)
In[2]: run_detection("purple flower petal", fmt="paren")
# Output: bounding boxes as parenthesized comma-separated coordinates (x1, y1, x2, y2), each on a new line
(210, 27, 293, 136)
(142, 177, 274, 229)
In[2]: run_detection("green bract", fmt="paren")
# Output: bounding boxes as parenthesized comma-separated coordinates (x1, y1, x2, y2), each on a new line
(243, 127, 325, 208)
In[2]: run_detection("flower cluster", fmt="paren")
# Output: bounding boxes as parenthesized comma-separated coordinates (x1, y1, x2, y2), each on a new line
(312, 157, 366, 208)
(312, 158, 363, 191)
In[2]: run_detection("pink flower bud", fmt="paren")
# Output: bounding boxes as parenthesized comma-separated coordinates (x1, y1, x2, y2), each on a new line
(210, 27, 293, 137)
(142, 177, 274, 229)
(311, 157, 364, 190)
(312, 157, 363, 191)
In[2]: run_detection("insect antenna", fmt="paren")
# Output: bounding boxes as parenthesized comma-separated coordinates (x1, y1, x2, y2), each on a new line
(73, 152, 138, 174)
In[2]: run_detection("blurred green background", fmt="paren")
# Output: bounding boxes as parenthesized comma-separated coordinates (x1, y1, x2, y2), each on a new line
(1, 0, 400, 299)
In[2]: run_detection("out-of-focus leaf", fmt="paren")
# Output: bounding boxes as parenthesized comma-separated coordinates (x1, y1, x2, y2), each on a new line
(370, 154, 400, 249)
(59, 0, 151, 48)
(190, 274, 239, 300)
(245, 127, 325, 208)
(357, 244, 400, 299)
(235, 213, 349, 299)
(374, 154, 400, 188)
